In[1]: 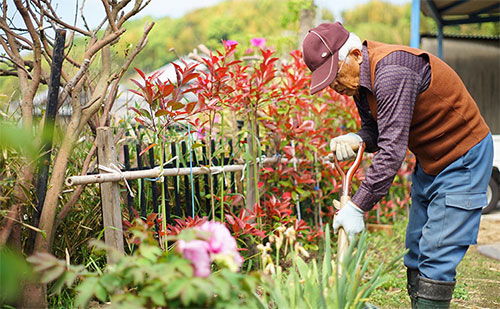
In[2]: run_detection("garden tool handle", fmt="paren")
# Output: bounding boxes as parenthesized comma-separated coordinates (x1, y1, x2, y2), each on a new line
(334, 142, 365, 270)
(333, 142, 366, 200)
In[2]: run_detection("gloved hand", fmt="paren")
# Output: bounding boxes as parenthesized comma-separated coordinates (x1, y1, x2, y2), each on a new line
(330, 133, 362, 161)
(333, 200, 365, 240)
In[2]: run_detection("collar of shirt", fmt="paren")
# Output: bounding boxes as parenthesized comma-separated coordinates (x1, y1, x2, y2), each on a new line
(359, 43, 372, 93)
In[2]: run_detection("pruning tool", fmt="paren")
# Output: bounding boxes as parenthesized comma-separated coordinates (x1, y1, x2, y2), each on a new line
(332, 141, 366, 266)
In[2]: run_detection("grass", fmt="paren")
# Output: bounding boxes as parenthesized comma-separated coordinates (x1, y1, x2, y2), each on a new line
(365, 218, 500, 308)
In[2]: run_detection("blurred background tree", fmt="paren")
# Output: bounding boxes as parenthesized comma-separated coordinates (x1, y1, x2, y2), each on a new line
(1, 0, 498, 101)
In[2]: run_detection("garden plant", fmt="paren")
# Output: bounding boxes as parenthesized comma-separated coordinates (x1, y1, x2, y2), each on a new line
(0, 1, 438, 308)
(1, 33, 418, 307)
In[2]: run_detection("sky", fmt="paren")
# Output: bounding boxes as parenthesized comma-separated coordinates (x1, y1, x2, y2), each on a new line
(7, 0, 412, 28)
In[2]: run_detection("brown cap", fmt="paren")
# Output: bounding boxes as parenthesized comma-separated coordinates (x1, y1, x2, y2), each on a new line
(302, 22, 349, 94)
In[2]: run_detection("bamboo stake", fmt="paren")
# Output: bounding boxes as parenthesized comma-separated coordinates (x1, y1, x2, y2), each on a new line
(65, 157, 319, 186)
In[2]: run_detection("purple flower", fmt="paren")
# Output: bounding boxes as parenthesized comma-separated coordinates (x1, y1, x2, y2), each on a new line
(224, 40, 238, 47)
(250, 37, 266, 48)
(177, 239, 211, 277)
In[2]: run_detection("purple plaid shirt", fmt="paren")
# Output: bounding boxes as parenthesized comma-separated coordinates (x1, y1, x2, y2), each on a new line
(351, 44, 431, 211)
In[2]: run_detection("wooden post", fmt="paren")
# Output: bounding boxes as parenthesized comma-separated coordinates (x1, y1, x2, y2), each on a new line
(97, 127, 124, 263)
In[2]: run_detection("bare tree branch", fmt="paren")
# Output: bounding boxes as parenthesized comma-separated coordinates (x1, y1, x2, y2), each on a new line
(101, 0, 118, 32)
(117, 0, 151, 28)
(79, 0, 92, 33)
(0, 19, 33, 47)
(14, 0, 42, 129)
(101, 21, 155, 126)
(85, 28, 126, 59)
(38, 0, 92, 37)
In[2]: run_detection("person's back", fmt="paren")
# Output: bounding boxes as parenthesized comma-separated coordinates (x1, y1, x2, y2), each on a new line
(363, 40, 489, 175)
(302, 22, 493, 309)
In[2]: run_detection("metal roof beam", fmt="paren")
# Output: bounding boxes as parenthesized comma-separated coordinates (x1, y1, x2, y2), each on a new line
(470, 3, 500, 15)
(443, 15, 500, 25)
(438, 0, 469, 14)
(424, 0, 444, 25)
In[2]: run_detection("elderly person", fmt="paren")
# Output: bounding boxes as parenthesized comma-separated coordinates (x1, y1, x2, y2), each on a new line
(302, 22, 493, 308)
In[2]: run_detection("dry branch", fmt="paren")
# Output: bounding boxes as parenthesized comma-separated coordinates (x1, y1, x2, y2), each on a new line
(101, 21, 155, 126)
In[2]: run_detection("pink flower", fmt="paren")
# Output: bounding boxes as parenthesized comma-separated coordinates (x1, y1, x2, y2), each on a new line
(176, 221, 243, 277)
(223, 40, 238, 47)
(198, 221, 238, 255)
(245, 48, 254, 54)
(177, 239, 211, 277)
(250, 37, 266, 48)
(198, 221, 243, 270)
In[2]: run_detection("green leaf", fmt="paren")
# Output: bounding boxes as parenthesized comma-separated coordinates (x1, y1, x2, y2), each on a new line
(139, 245, 162, 262)
(295, 256, 309, 280)
(95, 283, 108, 302)
(48, 272, 68, 294)
(155, 109, 170, 117)
(140, 108, 152, 119)
(168, 101, 184, 110)
(180, 284, 197, 306)
(191, 143, 204, 149)
(40, 265, 65, 283)
(75, 277, 99, 308)
(150, 288, 167, 306)
(304, 149, 314, 162)
(165, 277, 188, 299)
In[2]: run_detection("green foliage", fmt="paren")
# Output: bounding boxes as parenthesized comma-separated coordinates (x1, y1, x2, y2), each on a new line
(0, 120, 38, 161)
(342, 1, 499, 45)
(29, 221, 266, 308)
(264, 226, 406, 308)
(342, 2, 435, 45)
(110, 0, 298, 76)
(0, 247, 34, 305)
(282, 0, 315, 25)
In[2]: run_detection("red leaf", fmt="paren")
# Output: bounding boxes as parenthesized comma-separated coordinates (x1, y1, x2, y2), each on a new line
(134, 117, 145, 125)
(129, 107, 141, 115)
(161, 84, 174, 97)
(185, 102, 197, 114)
(225, 214, 236, 225)
(139, 143, 157, 156)
(182, 72, 199, 85)
(134, 67, 145, 79)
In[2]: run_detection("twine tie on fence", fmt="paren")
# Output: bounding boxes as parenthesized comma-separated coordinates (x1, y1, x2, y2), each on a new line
(98, 163, 135, 197)
(145, 156, 179, 182)
(240, 162, 247, 181)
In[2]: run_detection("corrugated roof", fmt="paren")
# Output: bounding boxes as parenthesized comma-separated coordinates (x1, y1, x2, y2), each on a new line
(421, 0, 500, 25)
(421, 32, 500, 40)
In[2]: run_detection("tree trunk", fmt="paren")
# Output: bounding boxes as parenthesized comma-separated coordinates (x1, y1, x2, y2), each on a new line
(298, 1, 316, 49)
(34, 111, 81, 253)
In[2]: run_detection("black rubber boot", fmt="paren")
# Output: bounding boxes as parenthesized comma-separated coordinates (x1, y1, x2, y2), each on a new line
(407, 268, 419, 308)
(416, 275, 455, 309)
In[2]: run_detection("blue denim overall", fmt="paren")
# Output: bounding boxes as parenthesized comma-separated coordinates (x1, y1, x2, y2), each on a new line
(404, 133, 493, 281)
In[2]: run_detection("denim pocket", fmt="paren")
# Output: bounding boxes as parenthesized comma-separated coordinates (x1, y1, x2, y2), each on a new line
(439, 192, 486, 246)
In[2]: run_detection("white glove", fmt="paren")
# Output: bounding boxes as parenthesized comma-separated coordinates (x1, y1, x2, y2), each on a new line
(333, 200, 365, 240)
(330, 133, 362, 161)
